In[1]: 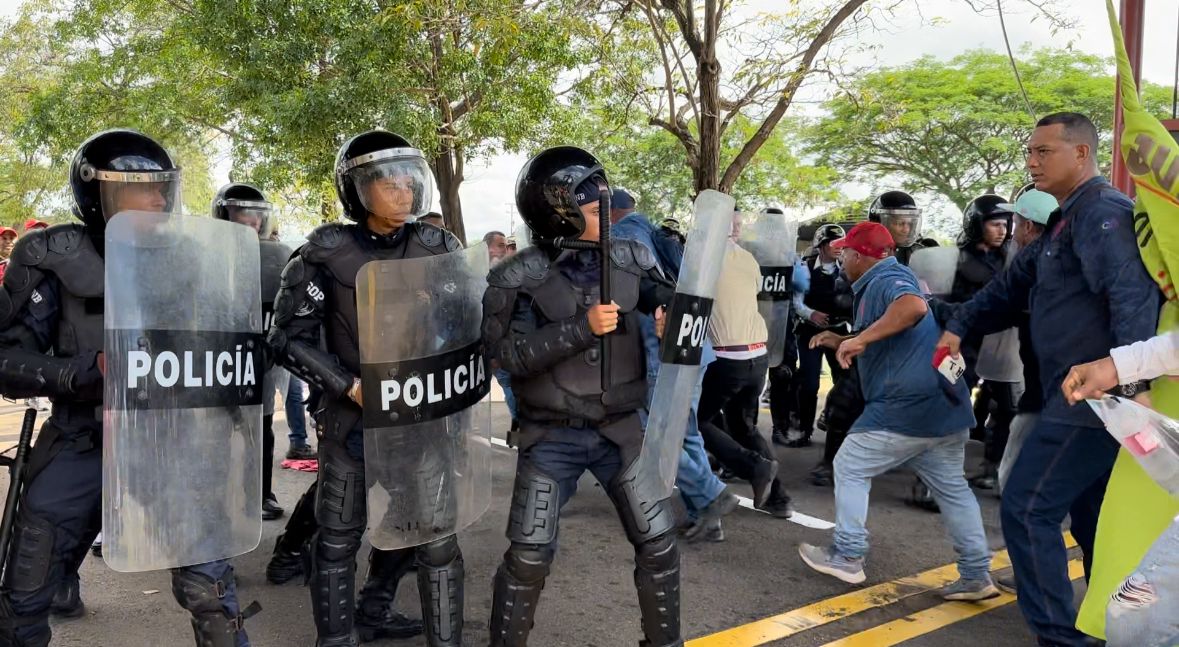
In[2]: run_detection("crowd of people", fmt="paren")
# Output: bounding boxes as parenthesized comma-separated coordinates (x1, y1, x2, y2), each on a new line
(0, 108, 1173, 647)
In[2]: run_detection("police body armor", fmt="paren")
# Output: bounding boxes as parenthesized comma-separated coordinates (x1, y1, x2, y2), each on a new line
(486, 241, 650, 447)
(299, 221, 460, 437)
(0, 226, 105, 410)
(259, 240, 292, 331)
(800, 254, 852, 329)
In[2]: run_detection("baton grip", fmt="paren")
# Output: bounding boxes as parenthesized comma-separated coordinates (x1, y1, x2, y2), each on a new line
(0, 408, 37, 579)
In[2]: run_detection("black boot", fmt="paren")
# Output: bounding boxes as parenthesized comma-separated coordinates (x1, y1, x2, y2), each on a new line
(266, 536, 307, 585)
(268, 481, 319, 584)
(50, 577, 85, 619)
(908, 479, 941, 513)
(809, 461, 833, 487)
(786, 431, 813, 448)
(355, 548, 424, 643)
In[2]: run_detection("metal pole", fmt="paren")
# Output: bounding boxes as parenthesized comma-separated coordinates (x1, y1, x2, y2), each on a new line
(0, 408, 37, 579)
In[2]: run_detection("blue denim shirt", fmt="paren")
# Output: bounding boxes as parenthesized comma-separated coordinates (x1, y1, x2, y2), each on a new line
(947, 176, 1160, 428)
(851, 257, 975, 437)
(612, 212, 715, 383)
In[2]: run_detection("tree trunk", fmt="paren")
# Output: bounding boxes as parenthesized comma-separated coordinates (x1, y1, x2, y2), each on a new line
(695, 0, 722, 194)
(431, 145, 467, 245)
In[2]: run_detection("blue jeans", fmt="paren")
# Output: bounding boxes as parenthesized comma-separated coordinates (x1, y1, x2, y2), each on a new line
(285, 376, 309, 447)
(494, 368, 517, 420)
(1106, 515, 1179, 647)
(1001, 420, 1119, 646)
(524, 427, 625, 515)
(833, 429, 991, 581)
(643, 360, 726, 517)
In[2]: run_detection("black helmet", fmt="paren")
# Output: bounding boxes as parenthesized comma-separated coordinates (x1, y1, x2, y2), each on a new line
(812, 223, 845, 250)
(334, 130, 432, 223)
(515, 146, 607, 241)
(212, 182, 273, 239)
(959, 193, 1014, 248)
(868, 190, 922, 248)
(70, 129, 180, 229)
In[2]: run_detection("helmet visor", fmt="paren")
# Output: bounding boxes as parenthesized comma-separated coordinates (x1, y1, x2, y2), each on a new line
(224, 199, 274, 238)
(879, 210, 922, 248)
(344, 150, 432, 223)
(96, 169, 181, 222)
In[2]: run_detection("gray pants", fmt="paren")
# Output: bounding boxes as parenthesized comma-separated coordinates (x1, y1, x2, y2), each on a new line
(997, 412, 1039, 494)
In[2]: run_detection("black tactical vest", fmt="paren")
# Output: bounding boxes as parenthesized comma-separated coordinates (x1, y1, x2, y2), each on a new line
(299, 222, 460, 375)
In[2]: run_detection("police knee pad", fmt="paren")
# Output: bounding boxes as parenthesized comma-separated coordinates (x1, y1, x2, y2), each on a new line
(634, 531, 678, 574)
(609, 460, 678, 546)
(171, 568, 228, 616)
(315, 446, 365, 531)
(416, 535, 460, 568)
(502, 543, 554, 584)
(4, 508, 54, 592)
(506, 463, 560, 545)
(315, 526, 363, 565)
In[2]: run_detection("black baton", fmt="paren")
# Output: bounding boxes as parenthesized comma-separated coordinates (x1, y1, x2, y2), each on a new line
(598, 181, 611, 393)
(0, 407, 37, 579)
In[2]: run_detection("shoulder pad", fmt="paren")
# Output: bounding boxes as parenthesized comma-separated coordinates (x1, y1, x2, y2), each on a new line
(43, 224, 89, 257)
(305, 223, 350, 251)
(279, 255, 308, 289)
(443, 230, 462, 252)
(302, 223, 353, 264)
(488, 247, 550, 289)
(11, 227, 49, 267)
(609, 239, 656, 274)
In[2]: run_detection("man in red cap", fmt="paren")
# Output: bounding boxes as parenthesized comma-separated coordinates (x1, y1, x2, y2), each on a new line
(798, 222, 995, 601)
(0, 226, 16, 282)
(22, 218, 47, 234)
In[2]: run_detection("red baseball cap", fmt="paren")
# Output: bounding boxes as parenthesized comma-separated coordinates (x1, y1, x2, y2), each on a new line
(830, 222, 895, 259)
(0, 227, 16, 237)
(23, 219, 47, 232)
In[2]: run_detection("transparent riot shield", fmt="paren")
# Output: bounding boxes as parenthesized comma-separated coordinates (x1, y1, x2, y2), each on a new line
(636, 190, 735, 500)
(908, 247, 960, 299)
(1089, 396, 1179, 497)
(738, 211, 799, 368)
(104, 211, 263, 572)
(356, 245, 492, 550)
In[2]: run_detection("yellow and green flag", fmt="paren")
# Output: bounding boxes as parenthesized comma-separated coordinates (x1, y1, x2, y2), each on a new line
(1076, 1, 1179, 639)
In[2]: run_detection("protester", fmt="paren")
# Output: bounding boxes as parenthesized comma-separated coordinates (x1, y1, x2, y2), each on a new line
(797, 222, 994, 600)
(698, 210, 792, 518)
(938, 112, 1161, 646)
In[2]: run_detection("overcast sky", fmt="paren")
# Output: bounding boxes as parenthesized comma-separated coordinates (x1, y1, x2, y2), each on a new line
(4, 0, 1177, 237)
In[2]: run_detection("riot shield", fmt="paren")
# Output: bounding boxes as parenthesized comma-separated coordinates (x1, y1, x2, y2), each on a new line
(738, 211, 799, 368)
(908, 247, 960, 298)
(636, 190, 735, 500)
(356, 245, 492, 550)
(104, 211, 263, 572)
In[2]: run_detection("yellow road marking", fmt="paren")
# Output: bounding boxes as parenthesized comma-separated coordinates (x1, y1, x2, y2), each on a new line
(688, 534, 1076, 647)
(820, 558, 1086, 647)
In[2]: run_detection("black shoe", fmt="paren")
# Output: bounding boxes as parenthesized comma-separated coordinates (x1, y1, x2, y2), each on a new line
(772, 429, 791, 446)
(355, 607, 425, 642)
(50, 579, 85, 619)
(815, 412, 829, 433)
(90, 541, 102, 558)
(683, 517, 725, 543)
(750, 458, 779, 509)
(717, 466, 738, 482)
(285, 445, 317, 460)
(809, 462, 833, 487)
(995, 574, 1016, 595)
(757, 497, 794, 519)
(908, 482, 941, 513)
(263, 494, 285, 521)
(786, 432, 813, 448)
(266, 537, 305, 585)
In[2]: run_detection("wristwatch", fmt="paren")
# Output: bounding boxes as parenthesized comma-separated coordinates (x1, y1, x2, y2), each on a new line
(1111, 380, 1152, 398)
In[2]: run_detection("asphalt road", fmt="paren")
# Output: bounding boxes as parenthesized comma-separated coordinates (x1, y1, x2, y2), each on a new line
(0, 399, 1084, 647)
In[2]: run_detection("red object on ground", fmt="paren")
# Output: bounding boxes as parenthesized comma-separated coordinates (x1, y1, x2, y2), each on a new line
(280, 458, 319, 473)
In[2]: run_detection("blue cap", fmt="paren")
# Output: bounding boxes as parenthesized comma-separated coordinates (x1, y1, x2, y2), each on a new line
(610, 188, 635, 210)
(1013, 190, 1057, 226)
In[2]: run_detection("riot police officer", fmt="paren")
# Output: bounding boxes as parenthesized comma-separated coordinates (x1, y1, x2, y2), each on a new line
(212, 182, 287, 520)
(483, 147, 680, 646)
(267, 130, 464, 647)
(868, 190, 937, 264)
(0, 130, 256, 646)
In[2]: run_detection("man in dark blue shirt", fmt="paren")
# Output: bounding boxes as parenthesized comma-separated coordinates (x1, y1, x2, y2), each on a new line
(939, 112, 1161, 647)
